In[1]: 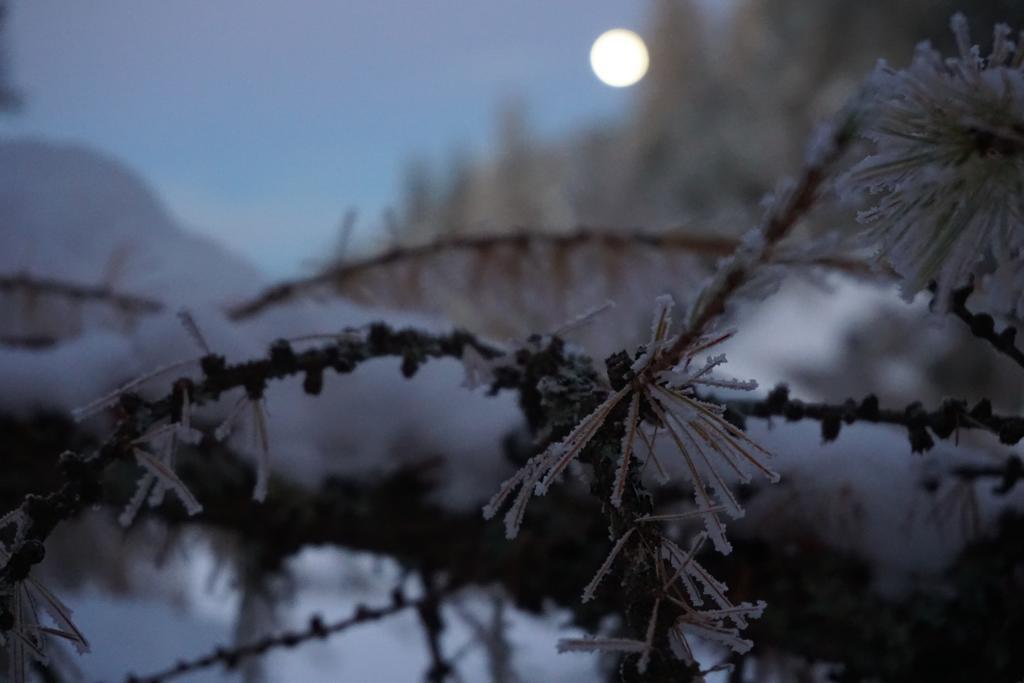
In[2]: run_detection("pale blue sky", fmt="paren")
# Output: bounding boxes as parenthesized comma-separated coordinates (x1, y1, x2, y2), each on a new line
(1, 1, 653, 275)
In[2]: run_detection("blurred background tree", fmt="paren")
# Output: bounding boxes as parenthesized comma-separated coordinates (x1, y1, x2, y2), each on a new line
(392, 0, 1024, 238)
(0, 0, 19, 110)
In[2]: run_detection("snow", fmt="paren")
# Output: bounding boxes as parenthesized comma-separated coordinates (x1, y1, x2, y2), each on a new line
(3, 137, 1021, 680)
(0, 138, 524, 511)
(0, 140, 263, 307)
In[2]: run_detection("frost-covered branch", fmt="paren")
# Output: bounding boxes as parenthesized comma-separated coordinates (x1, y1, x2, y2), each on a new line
(0, 324, 503, 593)
(0, 406, 637, 620)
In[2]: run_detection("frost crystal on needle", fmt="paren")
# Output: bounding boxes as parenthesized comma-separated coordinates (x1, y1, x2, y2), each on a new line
(626, 295, 779, 554)
(119, 390, 204, 527)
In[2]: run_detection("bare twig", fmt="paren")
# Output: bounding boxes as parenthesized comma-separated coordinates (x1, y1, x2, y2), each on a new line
(723, 384, 1024, 471)
(120, 590, 419, 683)
(0, 273, 163, 315)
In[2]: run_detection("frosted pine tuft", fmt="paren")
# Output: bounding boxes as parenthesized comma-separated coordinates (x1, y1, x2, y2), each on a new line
(483, 294, 777, 550)
(659, 533, 767, 662)
(840, 14, 1024, 306)
(624, 296, 778, 554)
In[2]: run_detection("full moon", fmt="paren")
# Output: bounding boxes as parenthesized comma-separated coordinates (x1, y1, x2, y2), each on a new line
(590, 29, 649, 88)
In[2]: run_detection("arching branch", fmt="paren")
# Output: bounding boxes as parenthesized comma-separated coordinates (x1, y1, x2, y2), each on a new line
(227, 227, 875, 321)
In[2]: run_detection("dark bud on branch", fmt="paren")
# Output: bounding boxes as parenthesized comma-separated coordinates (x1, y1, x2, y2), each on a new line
(858, 394, 880, 420)
(303, 367, 324, 395)
(309, 615, 328, 639)
(782, 398, 805, 421)
(269, 340, 296, 371)
(766, 384, 790, 413)
(5, 539, 45, 583)
(908, 426, 935, 453)
(200, 353, 226, 378)
(904, 403, 934, 452)
(58, 450, 88, 481)
(998, 419, 1024, 445)
(970, 398, 993, 421)
(401, 350, 420, 378)
(969, 313, 995, 337)
(821, 411, 842, 442)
